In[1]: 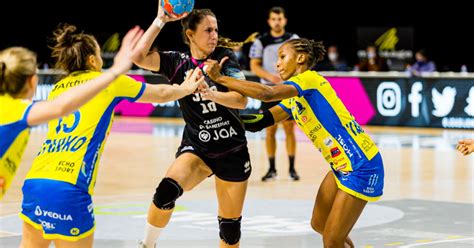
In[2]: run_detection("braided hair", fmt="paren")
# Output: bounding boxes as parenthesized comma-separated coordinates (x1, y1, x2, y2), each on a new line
(285, 38, 326, 68)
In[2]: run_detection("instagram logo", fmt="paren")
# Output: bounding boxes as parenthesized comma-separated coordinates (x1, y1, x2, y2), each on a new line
(377, 82, 401, 116)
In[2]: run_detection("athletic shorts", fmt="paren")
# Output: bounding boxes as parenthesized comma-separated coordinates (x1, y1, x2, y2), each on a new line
(332, 153, 384, 202)
(176, 145, 251, 182)
(19, 179, 95, 241)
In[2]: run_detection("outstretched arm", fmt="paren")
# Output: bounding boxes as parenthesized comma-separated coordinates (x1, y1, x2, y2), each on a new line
(198, 80, 248, 109)
(204, 58, 298, 102)
(27, 26, 144, 126)
(137, 68, 204, 103)
(132, 0, 187, 71)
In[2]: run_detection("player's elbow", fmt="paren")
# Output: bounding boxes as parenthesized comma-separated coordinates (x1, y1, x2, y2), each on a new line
(155, 87, 174, 103)
(257, 88, 275, 102)
(235, 97, 248, 110)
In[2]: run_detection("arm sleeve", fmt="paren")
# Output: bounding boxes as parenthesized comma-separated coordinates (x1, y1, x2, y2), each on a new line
(158, 51, 182, 78)
(109, 75, 146, 102)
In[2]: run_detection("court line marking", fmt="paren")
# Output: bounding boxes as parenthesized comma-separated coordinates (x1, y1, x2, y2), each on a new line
(399, 237, 474, 247)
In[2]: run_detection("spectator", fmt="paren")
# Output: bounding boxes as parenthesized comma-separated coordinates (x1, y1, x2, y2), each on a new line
(409, 49, 436, 76)
(358, 44, 389, 72)
(315, 45, 349, 71)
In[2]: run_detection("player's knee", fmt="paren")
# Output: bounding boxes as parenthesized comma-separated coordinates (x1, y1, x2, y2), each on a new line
(310, 217, 323, 234)
(322, 229, 344, 248)
(153, 177, 183, 210)
(218, 216, 242, 245)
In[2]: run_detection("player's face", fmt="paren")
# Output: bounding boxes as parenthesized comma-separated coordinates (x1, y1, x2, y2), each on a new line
(189, 15, 219, 56)
(276, 43, 297, 80)
(268, 12, 287, 33)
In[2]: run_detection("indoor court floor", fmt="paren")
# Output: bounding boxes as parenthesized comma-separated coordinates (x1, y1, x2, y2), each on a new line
(1, 117, 473, 247)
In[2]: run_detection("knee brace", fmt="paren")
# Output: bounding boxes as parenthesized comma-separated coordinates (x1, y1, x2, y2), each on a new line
(218, 216, 242, 245)
(152, 177, 183, 210)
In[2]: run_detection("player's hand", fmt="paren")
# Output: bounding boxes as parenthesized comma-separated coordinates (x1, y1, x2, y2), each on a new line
(108, 26, 144, 76)
(197, 80, 216, 101)
(456, 139, 474, 156)
(203, 57, 228, 82)
(182, 68, 204, 94)
(157, 0, 188, 23)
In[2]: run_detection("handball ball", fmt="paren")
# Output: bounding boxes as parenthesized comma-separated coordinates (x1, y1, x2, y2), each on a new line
(161, 0, 194, 17)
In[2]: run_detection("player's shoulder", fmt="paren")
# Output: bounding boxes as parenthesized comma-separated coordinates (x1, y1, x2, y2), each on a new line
(211, 47, 236, 61)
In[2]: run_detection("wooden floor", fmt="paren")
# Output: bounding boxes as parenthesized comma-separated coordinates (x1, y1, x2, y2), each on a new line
(0, 117, 473, 247)
(2, 117, 472, 207)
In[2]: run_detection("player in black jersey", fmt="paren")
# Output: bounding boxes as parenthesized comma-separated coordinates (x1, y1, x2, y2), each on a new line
(133, 2, 251, 247)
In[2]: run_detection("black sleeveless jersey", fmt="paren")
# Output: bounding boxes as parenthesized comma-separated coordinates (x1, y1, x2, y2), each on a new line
(157, 47, 248, 158)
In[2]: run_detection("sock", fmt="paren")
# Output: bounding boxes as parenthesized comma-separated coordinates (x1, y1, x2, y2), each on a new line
(289, 156, 295, 172)
(269, 157, 276, 171)
(142, 222, 163, 247)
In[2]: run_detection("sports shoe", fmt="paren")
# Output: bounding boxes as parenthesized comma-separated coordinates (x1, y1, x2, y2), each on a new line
(261, 169, 277, 181)
(289, 170, 300, 181)
(138, 241, 155, 248)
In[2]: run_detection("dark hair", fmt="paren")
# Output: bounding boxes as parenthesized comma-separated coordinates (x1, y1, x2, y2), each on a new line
(286, 38, 326, 68)
(0, 47, 37, 95)
(269, 6, 286, 18)
(416, 49, 428, 59)
(181, 9, 256, 49)
(50, 23, 98, 74)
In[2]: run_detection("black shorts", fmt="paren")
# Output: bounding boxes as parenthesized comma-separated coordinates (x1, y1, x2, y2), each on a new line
(175, 145, 252, 182)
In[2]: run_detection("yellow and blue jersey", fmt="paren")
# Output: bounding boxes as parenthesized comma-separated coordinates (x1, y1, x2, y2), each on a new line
(25, 71, 146, 195)
(0, 95, 34, 199)
(279, 70, 383, 201)
(279, 70, 379, 172)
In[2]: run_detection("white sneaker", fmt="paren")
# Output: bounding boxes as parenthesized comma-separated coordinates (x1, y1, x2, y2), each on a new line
(138, 241, 156, 248)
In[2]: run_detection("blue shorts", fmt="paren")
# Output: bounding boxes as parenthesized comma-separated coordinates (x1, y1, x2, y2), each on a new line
(332, 153, 384, 202)
(19, 179, 95, 241)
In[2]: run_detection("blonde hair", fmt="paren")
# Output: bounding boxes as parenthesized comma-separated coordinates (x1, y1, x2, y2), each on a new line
(0, 47, 37, 95)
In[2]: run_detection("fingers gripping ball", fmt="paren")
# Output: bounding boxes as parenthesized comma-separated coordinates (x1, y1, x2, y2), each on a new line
(161, 0, 194, 17)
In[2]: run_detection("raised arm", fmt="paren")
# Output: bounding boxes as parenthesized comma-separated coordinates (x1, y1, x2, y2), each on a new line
(204, 58, 298, 102)
(131, 0, 187, 71)
(27, 26, 144, 126)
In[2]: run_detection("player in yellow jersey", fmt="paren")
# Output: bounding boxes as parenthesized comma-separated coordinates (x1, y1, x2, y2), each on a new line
(0, 26, 143, 199)
(203, 38, 384, 248)
(18, 24, 203, 248)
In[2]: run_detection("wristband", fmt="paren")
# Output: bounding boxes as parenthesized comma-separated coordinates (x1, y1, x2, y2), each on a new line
(153, 18, 165, 29)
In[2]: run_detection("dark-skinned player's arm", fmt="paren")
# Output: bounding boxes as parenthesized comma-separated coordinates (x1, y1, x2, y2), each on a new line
(203, 57, 298, 102)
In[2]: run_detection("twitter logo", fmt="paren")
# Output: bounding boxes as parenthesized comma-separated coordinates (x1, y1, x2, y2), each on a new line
(465, 87, 474, 116)
(432, 86, 457, 117)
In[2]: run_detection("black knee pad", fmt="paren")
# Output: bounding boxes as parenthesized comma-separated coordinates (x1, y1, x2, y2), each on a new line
(218, 216, 242, 245)
(152, 177, 183, 210)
